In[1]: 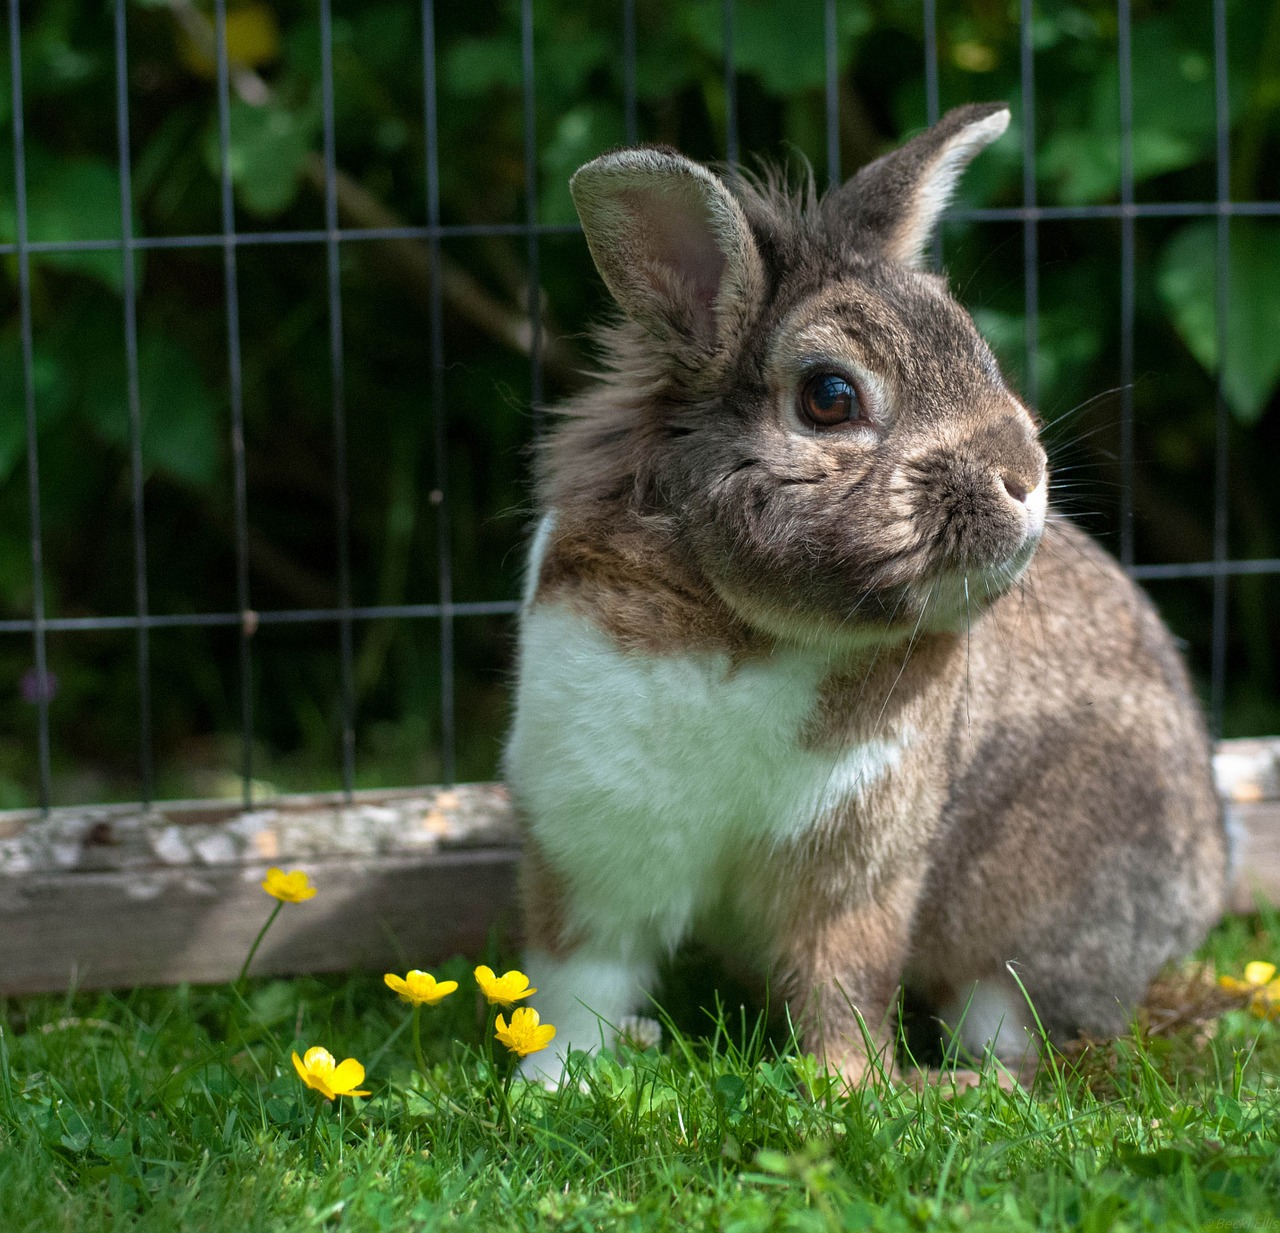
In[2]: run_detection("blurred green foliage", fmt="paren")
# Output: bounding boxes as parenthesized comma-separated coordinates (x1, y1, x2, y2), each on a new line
(1, 0, 1278, 807)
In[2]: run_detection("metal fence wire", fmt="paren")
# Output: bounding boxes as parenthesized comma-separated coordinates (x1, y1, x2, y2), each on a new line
(4, 0, 1279, 816)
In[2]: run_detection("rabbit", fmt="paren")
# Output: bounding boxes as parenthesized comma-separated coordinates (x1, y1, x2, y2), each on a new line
(503, 102, 1228, 1086)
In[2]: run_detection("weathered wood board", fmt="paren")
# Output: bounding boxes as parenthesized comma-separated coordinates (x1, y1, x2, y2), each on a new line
(1, 743, 1277, 995)
(0, 786, 520, 995)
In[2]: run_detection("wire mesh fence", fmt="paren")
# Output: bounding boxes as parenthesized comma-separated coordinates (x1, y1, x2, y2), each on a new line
(3, 0, 1278, 817)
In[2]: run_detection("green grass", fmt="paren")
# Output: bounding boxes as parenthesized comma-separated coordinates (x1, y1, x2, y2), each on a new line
(2, 918, 1279, 1233)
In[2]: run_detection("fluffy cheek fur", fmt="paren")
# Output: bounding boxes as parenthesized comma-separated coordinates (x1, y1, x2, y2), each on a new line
(680, 451, 913, 638)
(685, 438, 1045, 643)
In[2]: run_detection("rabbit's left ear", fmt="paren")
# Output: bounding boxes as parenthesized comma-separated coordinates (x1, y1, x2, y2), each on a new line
(829, 102, 1010, 268)
(570, 148, 764, 351)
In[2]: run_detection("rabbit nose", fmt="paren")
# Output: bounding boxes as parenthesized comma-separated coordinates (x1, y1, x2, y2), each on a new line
(1001, 474, 1028, 504)
(998, 466, 1048, 531)
(997, 462, 1046, 509)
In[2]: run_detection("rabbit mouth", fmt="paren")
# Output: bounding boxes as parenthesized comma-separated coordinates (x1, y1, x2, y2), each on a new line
(899, 451, 1047, 570)
(915, 489, 1046, 624)
(911, 552, 1039, 632)
(878, 475, 1047, 632)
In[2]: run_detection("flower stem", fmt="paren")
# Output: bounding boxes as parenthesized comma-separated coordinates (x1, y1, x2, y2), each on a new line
(484, 1005, 515, 1137)
(237, 900, 284, 987)
(500, 1055, 517, 1141)
(412, 1005, 427, 1077)
(304, 1094, 325, 1165)
(483, 1004, 496, 1077)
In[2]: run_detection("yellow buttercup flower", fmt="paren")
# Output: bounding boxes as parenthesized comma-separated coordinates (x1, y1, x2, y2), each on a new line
(178, 4, 281, 78)
(495, 1007, 556, 1058)
(261, 867, 317, 903)
(291, 1046, 370, 1100)
(474, 965, 536, 1007)
(1218, 960, 1277, 993)
(384, 970, 458, 1007)
(1244, 961, 1277, 987)
(1218, 960, 1280, 1020)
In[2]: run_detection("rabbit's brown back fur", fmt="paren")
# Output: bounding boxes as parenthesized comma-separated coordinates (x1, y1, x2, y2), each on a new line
(506, 104, 1227, 1083)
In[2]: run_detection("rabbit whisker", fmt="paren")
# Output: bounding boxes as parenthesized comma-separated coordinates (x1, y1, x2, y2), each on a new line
(1042, 382, 1130, 429)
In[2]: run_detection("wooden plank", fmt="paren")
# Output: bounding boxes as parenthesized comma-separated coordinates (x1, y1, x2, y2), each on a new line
(0, 851, 519, 994)
(1215, 738, 1280, 912)
(1228, 801, 1280, 914)
(0, 785, 520, 995)
(0, 740, 1278, 995)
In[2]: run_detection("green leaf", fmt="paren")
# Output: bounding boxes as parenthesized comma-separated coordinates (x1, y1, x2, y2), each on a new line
(1038, 128, 1203, 207)
(687, 0, 870, 93)
(539, 103, 625, 225)
(971, 300, 1104, 408)
(1157, 220, 1280, 424)
(0, 333, 74, 484)
(0, 148, 133, 291)
(1038, 19, 1223, 205)
(1117, 1144, 1192, 1177)
(205, 97, 319, 218)
(264, 1097, 299, 1126)
(443, 37, 522, 96)
(86, 329, 223, 488)
(713, 1074, 746, 1114)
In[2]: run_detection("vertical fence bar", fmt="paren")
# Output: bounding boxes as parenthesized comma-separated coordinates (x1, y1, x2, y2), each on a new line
(824, 0, 839, 188)
(723, 0, 737, 166)
(318, 0, 356, 800)
(1019, 0, 1039, 409)
(1117, 0, 1136, 570)
(7, 0, 52, 813)
(923, 0, 940, 126)
(114, 0, 154, 806)
(213, 0, 256, 808)
(923, 0, 941, 270)
(520, 0, 543, 419)
(623, 0, 638, 146)
(1210, 0, 1231, 734)
(422, 0, 455, 786)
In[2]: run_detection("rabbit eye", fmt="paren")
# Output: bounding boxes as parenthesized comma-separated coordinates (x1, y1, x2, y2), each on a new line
(799, 373, 861, 428)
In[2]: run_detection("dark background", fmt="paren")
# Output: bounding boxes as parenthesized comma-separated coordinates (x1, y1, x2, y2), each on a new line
(1, 0, 1278, 809)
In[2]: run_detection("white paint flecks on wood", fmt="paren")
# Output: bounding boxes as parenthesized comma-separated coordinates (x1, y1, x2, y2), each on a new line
(0, 743, 1277, 995)
(0, 785, 518, 995)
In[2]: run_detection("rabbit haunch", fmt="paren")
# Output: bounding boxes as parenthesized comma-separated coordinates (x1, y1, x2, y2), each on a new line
(505, 103, 1227, 1085)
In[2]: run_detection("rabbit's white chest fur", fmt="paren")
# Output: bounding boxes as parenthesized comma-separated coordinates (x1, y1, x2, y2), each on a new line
(506, 515, 911, 953)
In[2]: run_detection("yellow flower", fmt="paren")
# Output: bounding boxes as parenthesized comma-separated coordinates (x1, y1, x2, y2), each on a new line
(1244, 961, 1278, 987)
(495, 1007, 556, 1058)
(291, 1046, 370, 1100)
(178, 4, 281, 78)
(1218, 961, 1280, 1020)
(261, 867, 317, 903)
(474, 965, 536, 1007)
(384, 970, 458, 1007)
(1218, 960, 1277, 993)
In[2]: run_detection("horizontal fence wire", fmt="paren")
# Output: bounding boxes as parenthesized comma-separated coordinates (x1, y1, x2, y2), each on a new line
(4, 0, 1278, 815)
(3, 202, 1277, 261)
(0, 603, 523, 636)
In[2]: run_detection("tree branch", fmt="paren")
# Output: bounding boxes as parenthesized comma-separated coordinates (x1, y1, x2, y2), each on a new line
(165, 0, 587, 391)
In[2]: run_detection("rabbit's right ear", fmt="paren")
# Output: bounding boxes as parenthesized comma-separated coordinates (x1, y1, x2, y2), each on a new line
(828, 102, 1010, 268)
(570, 149, 763, 352)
